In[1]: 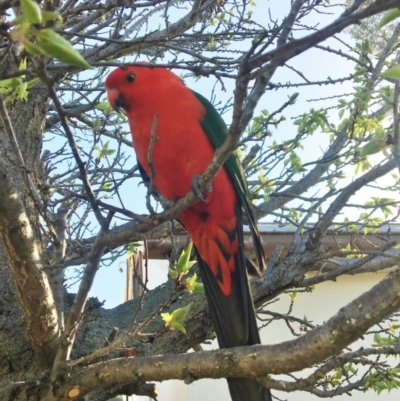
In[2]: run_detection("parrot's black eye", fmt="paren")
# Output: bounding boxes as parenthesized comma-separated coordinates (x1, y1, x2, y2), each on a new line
(126, 73, 135, 83)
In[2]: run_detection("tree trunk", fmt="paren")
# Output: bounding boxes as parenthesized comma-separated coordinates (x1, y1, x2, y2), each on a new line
(0, 51, 51, 399)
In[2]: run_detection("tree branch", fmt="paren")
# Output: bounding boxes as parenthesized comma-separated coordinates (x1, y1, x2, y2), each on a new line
(0, 158, 59, 366)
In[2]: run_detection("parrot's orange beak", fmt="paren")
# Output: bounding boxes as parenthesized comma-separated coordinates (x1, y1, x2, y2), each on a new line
(105, 86, 125, 111)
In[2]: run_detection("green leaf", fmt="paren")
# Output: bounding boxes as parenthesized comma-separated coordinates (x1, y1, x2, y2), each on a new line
(175, 242, 194, 274)
(160, 312, 171, 323)
(170, 322, 186, 333)
(289, 92, 299, 103)
(185, 273, 197, 289)
(185, 274, 204, 293)
(36, 29, 91, 69)
(192, 282, 204, 293)
(349, 225, 359, 235)
(95, 140, 116, 159)
(0, 78, 20, 88)
(126, 242, 141, 258)
(23, 39, 48, 55)
(377, 8, 400, 29)
(95, 101, 113, 113)
(41, 11, 63, 25)
(19, 58, 27, 71)
(170, 302, 192, 322)
(381, 65, 400, 80)
(26, 78, 40, 89)
(17, 81, 28, 100)
(168, 267, 180, 280)
(115, 111, 127, 121)
(92, 117, 101, 131)
(347, 363, 357, 374)
(360, 139, 387, 157)
(102, 182, 112, 190)
(161, 302, 193, 333)
(20, 0, 43, 24)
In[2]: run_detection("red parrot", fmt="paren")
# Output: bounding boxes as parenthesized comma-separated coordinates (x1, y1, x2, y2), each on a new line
(105, 66, 271, 401)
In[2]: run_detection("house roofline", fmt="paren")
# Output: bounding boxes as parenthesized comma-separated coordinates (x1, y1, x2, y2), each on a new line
(145, 222, 398, 260)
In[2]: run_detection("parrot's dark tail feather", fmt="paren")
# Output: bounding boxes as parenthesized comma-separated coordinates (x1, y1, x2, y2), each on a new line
(194, 204, 272, 401)
(228, 378, 272, 401)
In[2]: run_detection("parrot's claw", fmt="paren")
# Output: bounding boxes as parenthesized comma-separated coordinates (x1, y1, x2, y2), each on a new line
(191, 175, 212, 202)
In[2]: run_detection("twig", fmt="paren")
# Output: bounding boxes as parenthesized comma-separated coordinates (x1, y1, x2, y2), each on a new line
(313, 159, 397, 236)
(242, 144, 261, 168)
(300, 242, 397, 287)
(132, 286, 182, 337)
(265, 245, 283, 274)
(52, 220, 110, 370)
(36, 64, 107, 229)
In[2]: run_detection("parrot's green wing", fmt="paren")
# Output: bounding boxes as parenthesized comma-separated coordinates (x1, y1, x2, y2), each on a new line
(193, 91, 266, 274)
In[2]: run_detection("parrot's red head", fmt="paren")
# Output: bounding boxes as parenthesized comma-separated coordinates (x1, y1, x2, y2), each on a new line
(104, 66, 183, 112)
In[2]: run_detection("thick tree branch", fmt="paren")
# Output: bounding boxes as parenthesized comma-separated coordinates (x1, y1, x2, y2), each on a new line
(0, 158, 59, 367)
